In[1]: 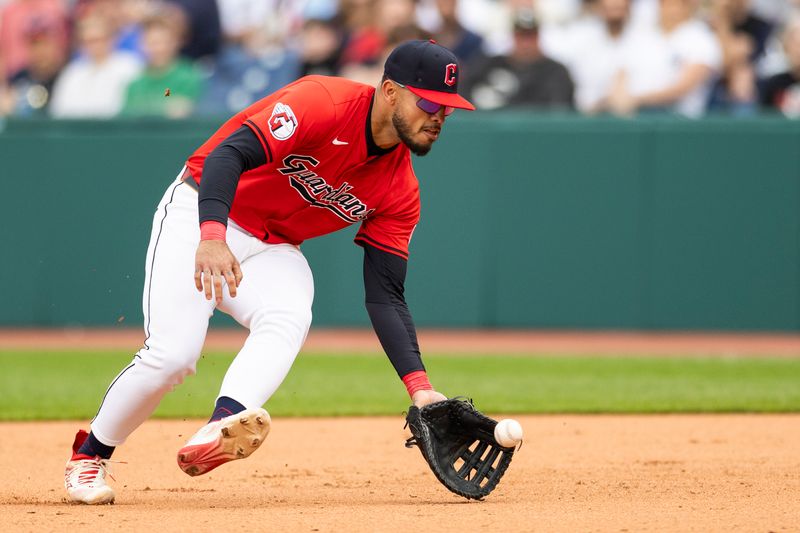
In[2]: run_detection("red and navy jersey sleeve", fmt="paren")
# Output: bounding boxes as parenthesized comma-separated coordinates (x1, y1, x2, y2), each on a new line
(355, 175, 420, 260)
(243, 77, 337, 166)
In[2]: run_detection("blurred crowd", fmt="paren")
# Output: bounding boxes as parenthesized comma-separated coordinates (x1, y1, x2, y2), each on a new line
(1, 0, 800, 119)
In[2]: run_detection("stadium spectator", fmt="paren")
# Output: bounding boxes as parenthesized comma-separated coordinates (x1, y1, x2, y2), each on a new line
(49, 13, 142, 118)
(418, 0, 567, 57)
(0, 0, 68, 81)
(71, 0, 152, 60)
(338, 0, 385, 67)
(707, 0, 773, 114)
(112, 0, 154, 60)
(301, 0, 340, 21)
(538, 0, 598, 62)
(216, 0, 306, 59)
(461, 7, 574, 110)
(341, 23, 430, 85)
(749, 0, 793, 23)
(121, 3, 202, 118)
(602, 0, 722, 117)
(216, 0, 272, 45)
(759, 15, 800, 117)
(169, 0, 221, 60)
(713, 0, 772, 63)
(298, 17, 345, 77)
(193, 10, 300, 117)
(9, 0, 800, 121)
(375, 0, 423, 37)
(547, 0, 637, 114)
(429, 0, 484, 66)
(0, 17, 66, 116)
(340, 0, 428, 84)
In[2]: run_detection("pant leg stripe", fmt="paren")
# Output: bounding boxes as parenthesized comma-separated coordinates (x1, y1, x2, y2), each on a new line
(142, 180, 185, 351)
(90, 360, 136, 423)
(91, 180, 184, 423)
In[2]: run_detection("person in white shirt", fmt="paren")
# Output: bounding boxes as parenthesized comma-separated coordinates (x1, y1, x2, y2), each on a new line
(603, 0, 722, 118)
(49, 13, 141, 118)
(543, 0, 636, 113)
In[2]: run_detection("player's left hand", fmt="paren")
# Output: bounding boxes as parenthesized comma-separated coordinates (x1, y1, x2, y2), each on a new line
(194, 240, 243, 304)
(404, 397, 516, 500)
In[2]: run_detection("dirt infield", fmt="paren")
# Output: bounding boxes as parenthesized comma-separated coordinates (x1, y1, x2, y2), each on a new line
(2, 327, 800, 356)
(3, 329, 799, 531)
(3, 415, 798, 532)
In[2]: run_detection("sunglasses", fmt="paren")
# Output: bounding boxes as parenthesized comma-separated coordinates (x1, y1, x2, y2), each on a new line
(394, 81, 455, 116)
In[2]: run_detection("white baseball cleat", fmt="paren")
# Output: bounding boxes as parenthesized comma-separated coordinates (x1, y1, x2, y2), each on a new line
(64, 430, 116, 505)
(177, 408, 271, 477)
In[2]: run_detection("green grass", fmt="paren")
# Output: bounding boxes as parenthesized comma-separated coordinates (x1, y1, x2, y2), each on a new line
(1, 350, 799, 420)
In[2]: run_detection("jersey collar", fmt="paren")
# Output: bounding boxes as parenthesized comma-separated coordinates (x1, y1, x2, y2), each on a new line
(365, 96, 398, 157)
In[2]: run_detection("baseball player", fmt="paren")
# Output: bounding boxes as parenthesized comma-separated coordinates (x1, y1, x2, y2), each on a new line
(64, 39, 475, 505)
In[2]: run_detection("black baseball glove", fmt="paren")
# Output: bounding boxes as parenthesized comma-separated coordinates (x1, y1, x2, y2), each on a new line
(404, 397, 515, 500)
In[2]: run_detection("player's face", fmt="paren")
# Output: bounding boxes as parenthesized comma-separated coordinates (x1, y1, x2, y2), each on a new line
(392, 83, 447, 156)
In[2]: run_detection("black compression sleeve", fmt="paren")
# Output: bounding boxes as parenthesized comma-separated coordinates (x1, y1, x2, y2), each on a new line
(198, 125, 267, 225)
(362, 243, 424, 378)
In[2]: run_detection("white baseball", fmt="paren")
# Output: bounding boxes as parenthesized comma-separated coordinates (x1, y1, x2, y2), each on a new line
(494, 419, 523, 448)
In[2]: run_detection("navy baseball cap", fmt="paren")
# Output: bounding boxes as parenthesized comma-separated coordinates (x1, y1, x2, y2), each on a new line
(384, 39, 475, 111)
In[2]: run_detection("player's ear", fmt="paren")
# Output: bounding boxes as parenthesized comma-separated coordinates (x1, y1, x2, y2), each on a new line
(380, 78, 399, 106)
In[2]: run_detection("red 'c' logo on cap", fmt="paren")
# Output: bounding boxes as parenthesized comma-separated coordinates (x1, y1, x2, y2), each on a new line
(444, 63, 457, 86)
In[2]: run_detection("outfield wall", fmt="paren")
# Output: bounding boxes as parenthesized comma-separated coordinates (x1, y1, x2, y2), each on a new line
(2, 115, 798, 331)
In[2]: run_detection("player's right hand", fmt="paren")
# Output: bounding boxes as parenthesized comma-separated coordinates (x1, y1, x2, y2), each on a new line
(194, 240, 243, 304)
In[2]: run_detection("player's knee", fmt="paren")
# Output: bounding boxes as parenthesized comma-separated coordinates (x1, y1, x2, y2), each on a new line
(250, 306, 312, 339)
(294, 307, 313, 333)
(164, 357, 197, 384)
(136, 346, 199, 385)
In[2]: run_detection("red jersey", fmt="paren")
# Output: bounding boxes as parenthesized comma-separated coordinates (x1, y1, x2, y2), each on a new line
(186, 76, 420, 260)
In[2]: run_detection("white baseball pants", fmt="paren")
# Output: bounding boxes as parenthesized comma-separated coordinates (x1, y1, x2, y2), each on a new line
(90, 170, 314, 446)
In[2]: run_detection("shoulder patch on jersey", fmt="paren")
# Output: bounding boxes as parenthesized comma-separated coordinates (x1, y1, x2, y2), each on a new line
(269, 103, 298, 141)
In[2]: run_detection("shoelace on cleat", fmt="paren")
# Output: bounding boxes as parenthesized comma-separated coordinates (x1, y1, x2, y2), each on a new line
(69, 458, 125, 485)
